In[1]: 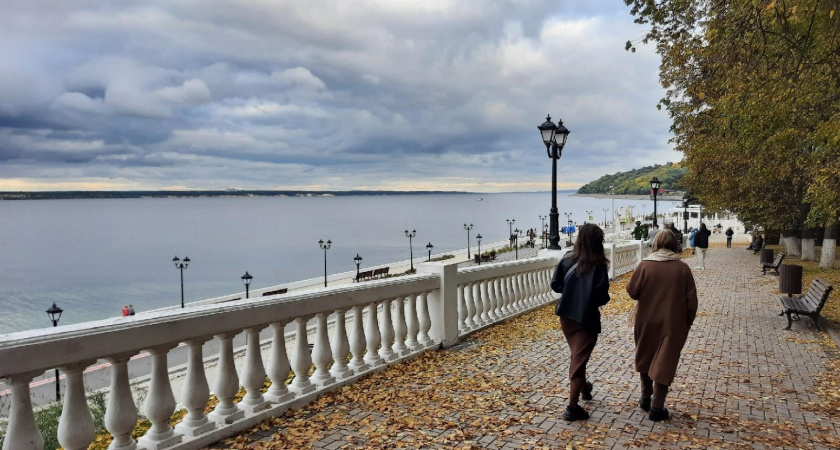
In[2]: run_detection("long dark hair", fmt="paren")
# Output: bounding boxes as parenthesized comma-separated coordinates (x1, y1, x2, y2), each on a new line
(570, 223, 609, 274)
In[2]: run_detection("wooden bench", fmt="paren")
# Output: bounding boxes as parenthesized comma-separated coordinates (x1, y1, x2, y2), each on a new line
(779, 278, 833, 329)
(262, 288, 288, 296)
(761, 252, 785, 275)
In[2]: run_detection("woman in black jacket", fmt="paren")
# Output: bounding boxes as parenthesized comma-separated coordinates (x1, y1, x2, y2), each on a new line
(551, 224, 611, 421)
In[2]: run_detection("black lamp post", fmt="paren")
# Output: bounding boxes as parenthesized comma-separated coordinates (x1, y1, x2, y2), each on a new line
(46, 302, 63, 401)
(476, 234, 482, 265)
(405, 230, 416, 272)
(506, 219, 515, 246)
(603, 208, 609, 228)
(354, 253, 362, 281)
(538, 114, 570, 250)
(538, 215, 547, 248)
(682, 199, 689, 233)
(464, 223, 473, 259)
(241, 271, 253, 299)
(564, 213, 573, 246)
(513, 228, 522, 260)
(426, 242, 433, 261)
(318, 239, 331, 287)
(650, 176, 662, 227)
(543, 224, 548, 246)
(173, 256, 190, 308)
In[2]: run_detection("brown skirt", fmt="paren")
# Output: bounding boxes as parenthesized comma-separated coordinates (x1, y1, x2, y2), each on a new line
(560, 317, 598, 380)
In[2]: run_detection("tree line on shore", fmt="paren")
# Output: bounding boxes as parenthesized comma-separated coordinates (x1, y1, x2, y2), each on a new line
(576, 162, 687, 195)
(624, 0, 840, 268)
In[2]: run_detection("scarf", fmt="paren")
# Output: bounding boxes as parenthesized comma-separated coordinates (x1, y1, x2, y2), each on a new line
(643, 249, 681, 262)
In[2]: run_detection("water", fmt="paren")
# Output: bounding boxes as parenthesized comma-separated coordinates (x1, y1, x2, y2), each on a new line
(0, 191, 660, 333)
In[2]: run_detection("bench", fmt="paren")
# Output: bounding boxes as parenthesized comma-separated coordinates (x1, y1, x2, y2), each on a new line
(779, 278, 833, 330)
(761, 252, 785, 275)
(262, 288, 288, 296)
(474, 251, 497, 263)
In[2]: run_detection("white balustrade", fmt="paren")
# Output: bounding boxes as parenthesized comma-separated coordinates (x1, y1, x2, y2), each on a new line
(472, 283, 484, 326)
(105, 355, 140, 449)
(378, 299, 396, 362)
(174, 340, 214, 437)
(347, 305, 370, 373)
(404, 294, 420, 351)
(138, 346, 181, 449)
(239, 327, 270, 413)
(329, 309, 353, 380)
(456, 284, 467, 332)
(289, 317, 316, 395)
(2, 373, 44, 450)
(417, 292, 432, 346)
(57, 363, 96, 450)
(364, 302, 385, 367)
(462, 284, 475, 329)
(265, 321, 295, 403)
(310, 314, 336, 387)
(208, 333, 245, 425)
(392, 297, 408, 356)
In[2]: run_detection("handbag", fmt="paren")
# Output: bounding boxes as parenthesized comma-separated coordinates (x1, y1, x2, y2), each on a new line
(554, 261, 579, 316)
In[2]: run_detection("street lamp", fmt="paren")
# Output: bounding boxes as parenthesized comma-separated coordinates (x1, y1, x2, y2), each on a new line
(650, 176, 662, 227)
(603, 208, 609, 228)
(567, 217, 574, 246)
(46, 302, 63, 401)
(513, 228, 522, 260)
(538, 215, 547, 249)
(173, 256, 190, 308)
(405, 230, 416, 272)
(538, 114, 570, 250)
(241, 271, 253, 299)
(464, 223, 473, 259)
(476, 234, 482, 265)
(426, 242, 433, 261)
(318, 239, 331, 287)
(354, 253, 362, 281)
(506, 219, 515, 246)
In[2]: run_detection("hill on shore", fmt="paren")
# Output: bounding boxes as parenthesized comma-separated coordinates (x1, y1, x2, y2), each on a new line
(576, 162, 687, 195)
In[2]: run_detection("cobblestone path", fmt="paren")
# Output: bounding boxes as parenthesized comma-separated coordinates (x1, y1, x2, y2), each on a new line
(210, 244, 840, 449)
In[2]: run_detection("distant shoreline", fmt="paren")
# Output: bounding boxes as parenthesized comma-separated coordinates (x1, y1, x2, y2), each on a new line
(572, 193, 685, 201)
(0, 190, 477, 201)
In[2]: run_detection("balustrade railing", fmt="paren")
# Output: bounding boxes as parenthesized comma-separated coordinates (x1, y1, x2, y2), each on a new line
(0, 242, 649, 450)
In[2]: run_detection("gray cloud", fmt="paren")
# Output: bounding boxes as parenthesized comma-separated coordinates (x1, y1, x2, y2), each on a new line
(0, 0, 674, 191)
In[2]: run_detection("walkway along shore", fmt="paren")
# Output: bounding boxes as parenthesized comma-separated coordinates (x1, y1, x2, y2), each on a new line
(207, 233, 840, 449)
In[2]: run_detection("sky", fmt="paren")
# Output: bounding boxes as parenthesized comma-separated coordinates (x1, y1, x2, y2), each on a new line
(0, 0, 675, 192)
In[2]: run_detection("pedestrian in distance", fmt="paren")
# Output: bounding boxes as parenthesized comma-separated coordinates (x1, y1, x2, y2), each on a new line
(688, 227, 696, 255)
(551, 223, 611, 421)
(121, 305, 129, 317)
(626, 230, 698, 421)
(694, 223, 712, 269)
(128, 304, 136, 316)
(725, 227, 734, 247)
(647, 224, 660, 248)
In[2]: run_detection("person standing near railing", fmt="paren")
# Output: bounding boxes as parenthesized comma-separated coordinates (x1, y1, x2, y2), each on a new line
(550, 224, 611, 421)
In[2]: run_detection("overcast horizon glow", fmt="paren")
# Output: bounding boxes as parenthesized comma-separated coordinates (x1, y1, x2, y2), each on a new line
(0, 0, 676, 192)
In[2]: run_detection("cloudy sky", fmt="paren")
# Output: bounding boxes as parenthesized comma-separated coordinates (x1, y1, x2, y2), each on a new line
(0, 0, 674, 192)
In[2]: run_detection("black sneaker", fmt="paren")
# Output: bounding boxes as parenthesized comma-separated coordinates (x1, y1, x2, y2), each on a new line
(563, 405, 590, 421)
(639, 396, 651, 412)
(649, 407, 670, 421)
(581, 381, 594, 401)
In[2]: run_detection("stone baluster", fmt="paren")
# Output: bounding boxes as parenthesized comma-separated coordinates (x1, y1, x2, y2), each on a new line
(462, 283, 475, 329)
(404, 294, 420, 350)
(2, 372, 44, 450)
(472, 282, 484, 326)
(525, 271, 536, 306)
(488, 278, 501, 319)
(105, 355, 140, 450)
(519, 273, 529, 308)
(138, 346, 182, 449)
(511, 274, 522, 311)
(378, 299, 396, 361)
(265, 321, 294, 403)
(208, 332, 245, 424)
(173, 340, 214, 438)
(289, 317, 316, 395)
(496, 277, 507, 316)
(392, 297, 408, 356)
(311, 313, 336, 387)
(348, 305, 370, 373)
(57, 363, 96, 450)
(456, 284, 467, 332)
(364, 302, 385, 367)
(535, 269, 545, 302)
(543, 268, 552, 301)
(330, 309, 354, 380)
(481, 280, 495, 322)
(240, 326, 270, 413)
(417, 291, 433, 346)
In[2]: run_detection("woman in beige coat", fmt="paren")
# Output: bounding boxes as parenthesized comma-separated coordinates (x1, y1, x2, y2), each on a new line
(626, 230, 698, 421)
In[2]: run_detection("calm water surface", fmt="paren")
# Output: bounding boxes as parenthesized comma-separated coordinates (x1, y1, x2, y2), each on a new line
(0, 192, 657, 333)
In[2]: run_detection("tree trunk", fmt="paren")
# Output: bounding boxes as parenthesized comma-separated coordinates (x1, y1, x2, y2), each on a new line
(781, 230, 802, 256)
(820, 223, 839, 269)
(801, 227, 817, 261)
